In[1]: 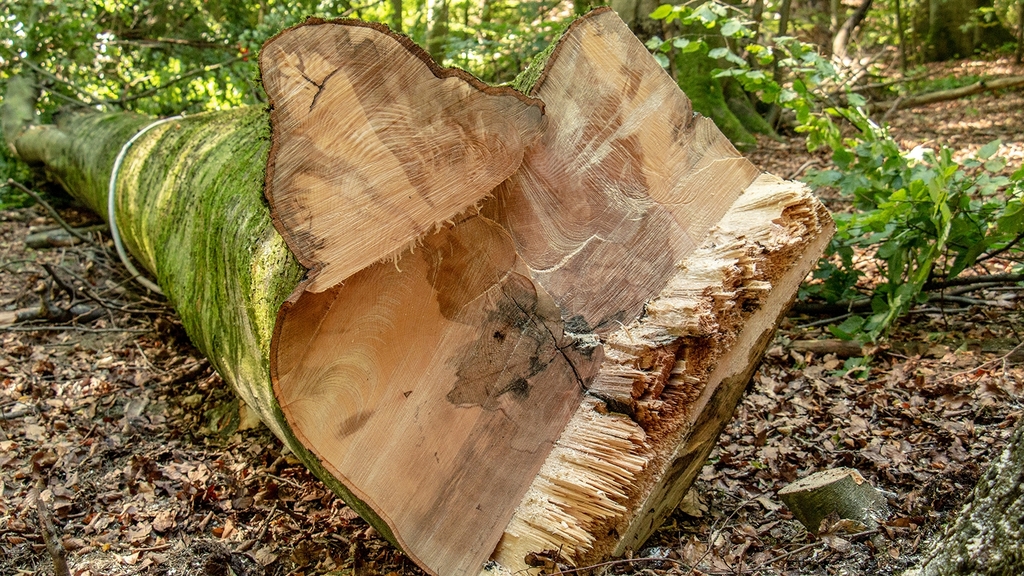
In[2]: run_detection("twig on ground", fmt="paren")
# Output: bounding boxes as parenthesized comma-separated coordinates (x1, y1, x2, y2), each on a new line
(1, 404, 32, 419)
(797, 312, 854, 329)
(928, 294, 989, 306)
(975, 232, 1024, 264)
(264, 473, 305, 489)
(787, 159, 821, 180)
(0, 325, 150, 333)
(33, 486, 71, 576)
(933, 340, 1024, 384)
(134, 542, 173, 552)
(924, 273, 1024, 290)
(51, 264, 167, 315)
(6, 179, 94, 244)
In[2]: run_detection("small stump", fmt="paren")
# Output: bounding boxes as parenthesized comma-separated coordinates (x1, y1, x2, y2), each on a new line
(779, 468, 890, 534)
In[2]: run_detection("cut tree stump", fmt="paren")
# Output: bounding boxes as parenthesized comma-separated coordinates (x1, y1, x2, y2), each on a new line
(779, 468, 890, 534)
(6, 8, 834, 576)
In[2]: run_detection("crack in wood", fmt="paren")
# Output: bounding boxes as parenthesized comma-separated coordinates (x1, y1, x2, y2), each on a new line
(307, 67, 343, 112)
(501, 281, 590, 394)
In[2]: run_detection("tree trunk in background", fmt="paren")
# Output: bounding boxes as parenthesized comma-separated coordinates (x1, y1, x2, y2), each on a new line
(927, 0, 1015, 60)
(425, 0, 449, 62)
(907, 420, 1024, 575)
(6, 10, 834, 576)
(896, 0, 908, 71)
(1016, 0, 1023, 63)
(832, 0, 873, 63)
(609, 0, 767, 149)
(389, 0, 402, 32)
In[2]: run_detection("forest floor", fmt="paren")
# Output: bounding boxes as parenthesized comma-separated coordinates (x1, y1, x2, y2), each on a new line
(1, 57, 1023, 576)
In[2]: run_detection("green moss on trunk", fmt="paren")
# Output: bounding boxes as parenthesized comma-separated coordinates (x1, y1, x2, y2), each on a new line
(675, 46, 758, 151)
(12, 106, 399, 548)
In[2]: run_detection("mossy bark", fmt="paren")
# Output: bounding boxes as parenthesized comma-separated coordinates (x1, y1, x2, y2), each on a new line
(11, 107, 400, 547)
(674, 46, 758, 151)
(908, 420, 1024, 575)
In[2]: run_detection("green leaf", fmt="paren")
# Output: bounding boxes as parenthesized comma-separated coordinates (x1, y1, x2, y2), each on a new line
(724, 51, 747, 66)
(672, 37, 692, 50)
(645, 36, 664, 50)
(708, 47, 729, 59)
(653, 53, 670, 69)
(847, 93, 867, 107)
(778, 88, 798, 103)
(650, 4, 674, 20)
(983, 158, 1006, 172)
(720, 19, 742, 36)
(829, 315, 865, 340)
(681, 40, 704, 53)
(978, 139, 1001, 160)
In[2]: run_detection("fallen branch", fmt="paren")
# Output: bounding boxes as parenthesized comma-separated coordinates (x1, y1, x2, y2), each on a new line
(25, 224, 107, 249)
(789, 339, 865, 357)
(875, 75, 1024, 111)
(933, 340, 1024, 384)
(7, 179, 94, 244)
(33, 487, 71, 576)
(923, 273, 1024, 291)
(0, 325, 150, 333)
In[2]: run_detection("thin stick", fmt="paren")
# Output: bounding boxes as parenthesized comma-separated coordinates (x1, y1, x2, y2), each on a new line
(34, 487, 71, 576)
(933, 340, 1024, 384)
(552, 556, 696, 575)
(742, 529, 879, 573)
(6, 179, 93, 244)
(797, 312, 854, 329)
(0, 325, 150, 333)
(51, 264, 167, 315)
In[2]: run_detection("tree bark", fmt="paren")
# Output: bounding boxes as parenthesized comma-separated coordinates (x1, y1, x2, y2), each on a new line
(389, 0, 402, 32)
(425, 0, 449, 62)
(832, 0, 873, 64)
(896, 0, 908, 71)
(1017, 0, 1023, 64)
(907, 420, 1024, 575)
(779, 468, 890, 533)
(8, 10, 834, 576)
(926, 0, 1015, 61)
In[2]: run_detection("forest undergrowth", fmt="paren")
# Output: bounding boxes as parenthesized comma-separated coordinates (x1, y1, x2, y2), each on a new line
(1, 57, 1023, 576)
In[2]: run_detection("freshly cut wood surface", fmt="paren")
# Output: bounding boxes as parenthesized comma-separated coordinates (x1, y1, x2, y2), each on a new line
(489, 173, 834, 572)
(779, 467, 890, 533)
(261, 19, 543, 293)
(261, 9, 834, 576)
(485, 10, 760, 334)
(273, 215, 601, 576)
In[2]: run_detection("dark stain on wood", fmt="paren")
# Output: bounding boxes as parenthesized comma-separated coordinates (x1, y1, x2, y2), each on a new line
(446, 272, 558, 410)
(336, 410, 374, 439)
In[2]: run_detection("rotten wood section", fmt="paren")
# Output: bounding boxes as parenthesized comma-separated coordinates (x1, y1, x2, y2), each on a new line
(260, 9, 834, 576)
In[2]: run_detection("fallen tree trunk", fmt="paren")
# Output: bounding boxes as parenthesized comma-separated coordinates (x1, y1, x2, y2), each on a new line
(876, 75, 1024, 112)
(7, 9, 833, 576)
